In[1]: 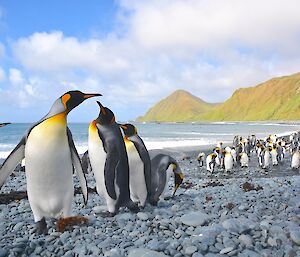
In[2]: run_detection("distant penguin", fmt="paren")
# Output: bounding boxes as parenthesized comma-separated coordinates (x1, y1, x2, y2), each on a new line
(235, 143, 243, 165)
(240, 152, 249, 168)
(263, 147, 271, 169)
(271, 146, 278, 166)
(214, 147, 221, 167)
(250, 135, 256, 149)
(119, 123, 151, 208)
(291, 148, 300, 169)
(148, 154, 184, 205)
(0, 90, 100, 234)
(233, 135, 239, 147)
(197, 152, 205, 167)
(258, 146, 265, 168)
(231, 147, 237, 164)
(88, 102, 139, 216)
(224, 152, 233, 172)
(277, 142, 284, 162)
(206, 153, 217, 173)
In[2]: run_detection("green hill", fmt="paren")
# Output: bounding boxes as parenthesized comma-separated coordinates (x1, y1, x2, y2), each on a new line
(137, 89, 217, 122)
(201, 72, 300, 121)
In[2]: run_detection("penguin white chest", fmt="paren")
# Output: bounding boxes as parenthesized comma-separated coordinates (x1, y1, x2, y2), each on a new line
(264, 152, 271, 166)
(161, 165, 173, 199)
(224, 154, 233, 171)
(88, 127, 120, 213)
(291, 152, 300, 168)
(125, 141, 147, 206)
(25, 118, 73, 220)
(88, 132, 107, 196)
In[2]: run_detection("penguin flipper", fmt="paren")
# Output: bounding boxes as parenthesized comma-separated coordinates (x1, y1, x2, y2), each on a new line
(0, 137, 25, 188)
(81, 150, 89, 174)
(104, 150, 118, 200)
(67, 128, 88, 204)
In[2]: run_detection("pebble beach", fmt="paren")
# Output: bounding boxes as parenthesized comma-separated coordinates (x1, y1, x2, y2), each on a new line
(0, 145, 299, 257)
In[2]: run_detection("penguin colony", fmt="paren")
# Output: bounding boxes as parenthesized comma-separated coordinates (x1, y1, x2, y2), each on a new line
(0, 91, 184, 234)
(200, 133, 300, 174)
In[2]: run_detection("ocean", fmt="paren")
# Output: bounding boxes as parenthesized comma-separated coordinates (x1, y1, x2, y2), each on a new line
(0, 122, 300, 158)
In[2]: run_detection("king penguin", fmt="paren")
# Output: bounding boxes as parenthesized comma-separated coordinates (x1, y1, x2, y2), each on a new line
(88, 101, 139, 216)
(148, 154, 184, 206)
(224, 151, 233, 172)
(0, 90, 101, 234)
(291, 148, 300, 169)
(119, 123, 151, 208)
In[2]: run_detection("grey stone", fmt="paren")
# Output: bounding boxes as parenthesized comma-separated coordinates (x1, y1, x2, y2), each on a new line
(185, 246, 197, 255)
(220, 247, 234, 255)
(238, 234, 253, 246)
(137, 212, 149, 221)
(267, 237, 278, 247)
(240, 249, 260, 257)
(290, 230, 300, 245)
(0, 248, 8, 257)
(192, 253, 204, 257)
(116, 213, 134, 221)
(128, 248, 168, 257)
(181, 212, 209, 227)
(222, 218, 256, 234)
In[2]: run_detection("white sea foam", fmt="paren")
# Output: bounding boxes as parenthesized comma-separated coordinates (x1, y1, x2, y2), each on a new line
(143, 139, 229, 150)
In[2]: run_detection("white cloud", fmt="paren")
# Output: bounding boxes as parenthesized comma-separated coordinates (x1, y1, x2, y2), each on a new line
(13, 31, 130, 73)
(0, 42, 5, 57)
(3, 0, 300, 121)
(125, 0, 300, 54)
(0, 67, 5, 82)
(9, 68, 24, 85)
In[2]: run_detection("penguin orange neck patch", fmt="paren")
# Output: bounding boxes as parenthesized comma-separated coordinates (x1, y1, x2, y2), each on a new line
(61, 94, 71, 109)
(89, 120, 97, 132)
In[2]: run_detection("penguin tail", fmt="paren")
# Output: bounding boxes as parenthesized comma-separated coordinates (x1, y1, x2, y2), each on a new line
(56, 216, 89, 232)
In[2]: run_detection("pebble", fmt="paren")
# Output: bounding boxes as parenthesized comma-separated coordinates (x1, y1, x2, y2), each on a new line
(185, 246, 198, 255)
(181, 211, 209, 227)
(0, 248, 7, 257)
(267, 237, 278, 247)
(137, 212, 149, 221)
(128, 248, 168, 257)
(289, 230, 300, 245)
(220, 246, 234, 254)
(1, 155, 299, 257)
(238, 234, 253, 246)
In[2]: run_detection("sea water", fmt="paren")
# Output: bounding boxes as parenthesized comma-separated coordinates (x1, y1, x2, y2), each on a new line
(0, 122, 300, 158)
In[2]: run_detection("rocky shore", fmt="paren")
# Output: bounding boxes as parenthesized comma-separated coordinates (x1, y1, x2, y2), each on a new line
(0, 147, 299, 257)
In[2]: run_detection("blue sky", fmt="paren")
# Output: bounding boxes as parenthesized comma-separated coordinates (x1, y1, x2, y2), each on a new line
(1, 0, 300, 122)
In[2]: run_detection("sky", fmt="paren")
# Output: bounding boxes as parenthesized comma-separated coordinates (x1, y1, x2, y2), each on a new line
(1, 0, 300, 122)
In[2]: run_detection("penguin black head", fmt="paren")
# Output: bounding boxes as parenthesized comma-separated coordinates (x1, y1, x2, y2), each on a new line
(119, 124, 137, 137)
(61, 90, 102, 112)
(95, 101, 115, 125)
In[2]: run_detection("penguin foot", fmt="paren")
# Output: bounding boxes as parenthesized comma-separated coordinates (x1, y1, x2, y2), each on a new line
(127, 202, 140, 213)
(148, 199, 158, 206)
(35, 218, 48, 235)
(98, 211, 116, 218)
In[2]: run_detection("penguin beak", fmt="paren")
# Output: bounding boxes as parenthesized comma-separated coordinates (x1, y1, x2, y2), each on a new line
(119, 124, 127, 130)
(96, 101, 107, 115)
(83, 93, 102, 99)
(173, 172, 184, 197)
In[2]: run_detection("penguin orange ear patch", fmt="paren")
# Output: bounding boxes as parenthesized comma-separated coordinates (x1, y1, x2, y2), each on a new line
(62, 94, 71, 109)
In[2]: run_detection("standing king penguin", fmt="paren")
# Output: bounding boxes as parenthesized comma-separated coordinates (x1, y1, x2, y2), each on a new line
(148, 154, 184, 206)
(0, 90, 101, 234)
(119, 123, 151, 208)
(88, 102, 138, 216)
